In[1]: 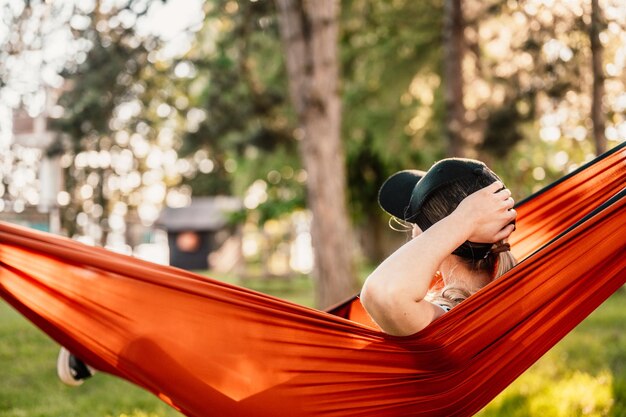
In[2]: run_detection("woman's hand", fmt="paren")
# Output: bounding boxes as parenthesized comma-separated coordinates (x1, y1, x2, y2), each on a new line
(452, 181, 517, 243)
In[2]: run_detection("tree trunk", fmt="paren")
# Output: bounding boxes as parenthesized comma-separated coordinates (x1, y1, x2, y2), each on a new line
(442, 0, 468, 157)
(590, 0, 607, 155)
(275, 0, 357, 308)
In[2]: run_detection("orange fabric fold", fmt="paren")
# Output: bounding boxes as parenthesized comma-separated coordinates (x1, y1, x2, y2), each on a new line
(0, 143, 625, 417)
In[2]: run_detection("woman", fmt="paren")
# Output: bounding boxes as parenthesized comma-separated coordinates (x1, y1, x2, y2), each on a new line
(361, 158, 517, 336)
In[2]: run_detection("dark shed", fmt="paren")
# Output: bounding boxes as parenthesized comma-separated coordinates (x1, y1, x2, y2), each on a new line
(156, 196, 242, 271)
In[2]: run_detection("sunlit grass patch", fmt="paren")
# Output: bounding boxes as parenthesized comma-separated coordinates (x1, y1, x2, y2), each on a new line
(533, 370, 612, 416)
(478, 288, 626, 417)
(482, 370, 613, 417)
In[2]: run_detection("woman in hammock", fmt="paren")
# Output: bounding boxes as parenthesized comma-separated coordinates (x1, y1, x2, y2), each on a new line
(361, 158, 518, 336)
(56, 157, 517, 384)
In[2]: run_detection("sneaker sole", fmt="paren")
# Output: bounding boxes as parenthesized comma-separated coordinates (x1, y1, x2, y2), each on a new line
(56, 347, 84, 386)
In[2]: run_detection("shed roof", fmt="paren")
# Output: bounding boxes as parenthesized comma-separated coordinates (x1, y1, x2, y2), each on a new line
(156, 196, 242, 232)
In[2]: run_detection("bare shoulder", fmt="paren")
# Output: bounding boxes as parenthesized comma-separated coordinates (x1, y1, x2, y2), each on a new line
(360, 286, 446, 336)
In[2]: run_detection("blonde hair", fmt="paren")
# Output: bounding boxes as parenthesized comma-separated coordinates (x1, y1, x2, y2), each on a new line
(427, 249, 516, 310)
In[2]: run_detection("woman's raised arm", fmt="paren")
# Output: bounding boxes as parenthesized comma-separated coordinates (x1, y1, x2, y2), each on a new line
(360, 181, 516, 336)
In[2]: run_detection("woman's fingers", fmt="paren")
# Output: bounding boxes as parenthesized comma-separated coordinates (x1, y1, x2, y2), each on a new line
(460, 182, 518, 243)
(494, 223, 516, 241)
(497, 188, 512, 199)
(493, 208, 517, 241)
(489, 182, 515, 210)
(486, 181, 504, 193)
(506, 208, 517, 220)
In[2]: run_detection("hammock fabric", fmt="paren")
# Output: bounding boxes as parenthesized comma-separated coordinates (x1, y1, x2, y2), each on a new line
(1, 143, 625, 417)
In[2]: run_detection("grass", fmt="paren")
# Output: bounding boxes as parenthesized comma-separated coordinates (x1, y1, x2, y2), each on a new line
(0, 301, 181, 417)
(1, 272, 624, 417)
(478, 286, 626, 417)
(204, 270, 318, 307)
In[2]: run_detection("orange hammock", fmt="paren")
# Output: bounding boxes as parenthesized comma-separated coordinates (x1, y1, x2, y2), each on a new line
(1, 143, 625, 417)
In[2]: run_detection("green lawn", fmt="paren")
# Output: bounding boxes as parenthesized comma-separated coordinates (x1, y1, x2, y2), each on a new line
(478, 286, 626, 417)
(0, 277, 624, 417)
(0, 300, 181, 417)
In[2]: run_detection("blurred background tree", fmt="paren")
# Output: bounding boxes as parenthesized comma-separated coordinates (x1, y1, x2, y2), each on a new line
(275, 0, 358, 307)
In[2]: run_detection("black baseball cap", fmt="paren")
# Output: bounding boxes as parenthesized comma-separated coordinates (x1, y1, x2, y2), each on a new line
(378, 158, 500, 259)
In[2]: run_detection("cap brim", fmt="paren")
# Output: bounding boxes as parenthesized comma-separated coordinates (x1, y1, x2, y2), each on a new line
(378, 170, 425, 220)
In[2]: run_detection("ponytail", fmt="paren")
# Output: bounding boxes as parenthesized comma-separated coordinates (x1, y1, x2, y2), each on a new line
(494, 249, 516, 279)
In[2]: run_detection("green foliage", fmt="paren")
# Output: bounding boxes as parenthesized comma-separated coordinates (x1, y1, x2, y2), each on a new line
(342, 0, 444, 160)
(181, 0, 293, 166)
(50, 1, 177, 239)
(341, 0, 445, 226)
(54, 42, 149, 146)
(45, 0, 626, 253)
(177, 0, 450, 227)
(176, 0, 306, 223)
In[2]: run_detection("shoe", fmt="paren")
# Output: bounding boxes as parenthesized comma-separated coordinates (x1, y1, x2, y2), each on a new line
(56, 347, 96, 386)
